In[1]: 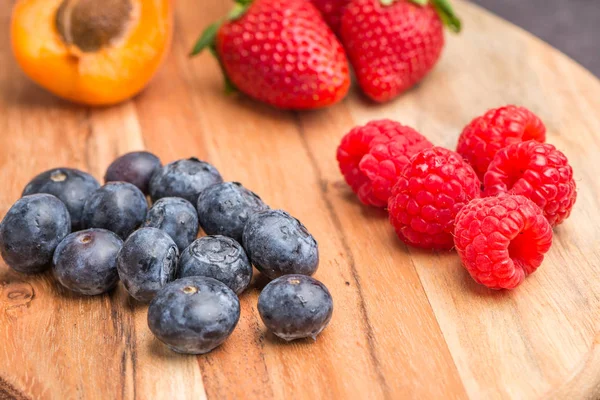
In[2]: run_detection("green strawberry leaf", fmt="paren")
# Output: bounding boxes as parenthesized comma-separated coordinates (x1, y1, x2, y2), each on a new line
(208, 46, 238, 94)
(189, 20, 237, 93)
(384, 0, 461, 32)
(228, 2, 251, 20)
(431, 0, 462, 33)
(190, 2, 247, 94)
(190, 21, 222, 56)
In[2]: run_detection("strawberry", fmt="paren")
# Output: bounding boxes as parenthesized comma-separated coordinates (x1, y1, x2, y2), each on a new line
(311, 0, 351, 36)
(191, 0, 351, 110)
(340, 0, 461, 103)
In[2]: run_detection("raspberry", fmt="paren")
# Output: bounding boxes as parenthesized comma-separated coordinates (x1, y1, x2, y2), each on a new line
(388, 147, 480, 250)
(483, 141, 576, 227)
(457, 105, 546, 180)
(337, 120, 432, 207)
(454, 195, 553, 289)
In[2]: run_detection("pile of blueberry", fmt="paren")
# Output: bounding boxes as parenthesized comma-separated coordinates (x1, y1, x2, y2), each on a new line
(0, 152, 333, 354)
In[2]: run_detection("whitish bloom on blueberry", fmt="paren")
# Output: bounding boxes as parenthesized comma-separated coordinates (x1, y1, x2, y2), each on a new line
(148, 276, 240, 354)
(144, 197, 199, 252)
(82, 182, 148, 239)
(258, 275, 333, 341)
(197, 182, 268, 243)
(0, 194, 71, 274)
(105, 151, 162, 194)
(149, 158, 223, 204)
(53, 229, 123, 295)
(243, 209, 318, 280)
(117, 227, 178, 302)
(22, 168, 100, 230)
(178, 235, 252, 294)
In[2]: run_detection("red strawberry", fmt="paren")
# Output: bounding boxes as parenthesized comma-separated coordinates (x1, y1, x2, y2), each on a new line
(311, 0, 351, 36)
(191, 0, 351, 110)
(340, 0, 461, 102)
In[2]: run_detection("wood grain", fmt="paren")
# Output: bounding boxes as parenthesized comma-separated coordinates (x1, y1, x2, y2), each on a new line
(1, 0, 600, 399)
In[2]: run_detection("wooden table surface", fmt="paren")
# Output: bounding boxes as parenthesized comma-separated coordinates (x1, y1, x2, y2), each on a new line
(1, 1, 600, 399)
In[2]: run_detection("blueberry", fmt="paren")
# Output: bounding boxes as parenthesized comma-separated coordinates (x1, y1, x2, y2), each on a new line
(117, 227, 178, 302)
(0, 194, 71, 274)
(258, 275, 333, 341)
(22, 168, 100, 230)
(242, 209, 319, 280)
(149, 157, 223, 204)
(52, 229, 123, 295)
(197, 182, 268, 243)
(178, 236, 252, 295)
(143, 197, 198, 252)
(148, 276, 240, 354)
(82, 182, 148, 239)
(104, 151, 162, 194)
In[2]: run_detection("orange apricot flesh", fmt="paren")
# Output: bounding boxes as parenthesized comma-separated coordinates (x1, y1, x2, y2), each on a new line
(11, 0, 173, 106)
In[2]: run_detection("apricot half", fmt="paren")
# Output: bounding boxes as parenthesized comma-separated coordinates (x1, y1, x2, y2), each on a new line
(11, 0, 173, 106)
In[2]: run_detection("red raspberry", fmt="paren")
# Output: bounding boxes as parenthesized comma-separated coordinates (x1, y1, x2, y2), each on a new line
(484, 140, 576, 227)
(337, 120, 432, 207)
(457, 105, 546, 180)
(454, 195, 553, 289)
(388, 147, 480, 250)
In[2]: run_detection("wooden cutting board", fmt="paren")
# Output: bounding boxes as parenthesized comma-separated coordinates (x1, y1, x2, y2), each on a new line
(1, 0, 599, 399)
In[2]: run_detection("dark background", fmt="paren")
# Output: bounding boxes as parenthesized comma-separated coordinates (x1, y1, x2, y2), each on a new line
(473, 0, 599, 76)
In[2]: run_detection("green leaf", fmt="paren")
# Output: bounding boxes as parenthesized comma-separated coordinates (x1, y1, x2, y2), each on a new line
(380, 0, 396, 5)
(189, 21, 222, 57)
(208, 46, 238, 94)
(228, 3, 251, 20)
(431, 0, 462, 33)
(406, 0, 428, 5)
